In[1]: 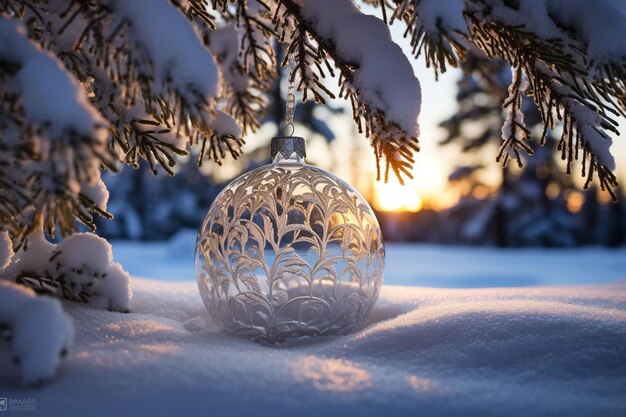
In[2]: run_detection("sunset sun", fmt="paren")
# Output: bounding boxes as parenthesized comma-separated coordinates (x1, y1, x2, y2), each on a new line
(373, 178, 423, 213)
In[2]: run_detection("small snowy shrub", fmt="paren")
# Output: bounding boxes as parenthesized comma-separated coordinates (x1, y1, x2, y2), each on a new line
(0, 281, 74, 385)
(50, 234, 132, 312)
(3, 232, 132, 313)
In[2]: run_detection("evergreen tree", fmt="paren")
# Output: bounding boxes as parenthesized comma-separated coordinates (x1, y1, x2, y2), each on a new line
(578, 187, 601, 245)
(596, 185, 626, 247)
(441, 51, 578, 247)
(605, 188, 626, 247)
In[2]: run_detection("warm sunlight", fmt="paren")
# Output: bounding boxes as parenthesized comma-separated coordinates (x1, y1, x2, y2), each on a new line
(373, 177, 423, 212)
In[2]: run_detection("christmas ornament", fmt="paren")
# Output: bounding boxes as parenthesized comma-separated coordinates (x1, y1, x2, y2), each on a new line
(195, 56, 384, 343)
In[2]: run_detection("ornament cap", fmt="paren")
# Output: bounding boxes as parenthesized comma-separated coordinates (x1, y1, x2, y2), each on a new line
(271, 136, 306, 160)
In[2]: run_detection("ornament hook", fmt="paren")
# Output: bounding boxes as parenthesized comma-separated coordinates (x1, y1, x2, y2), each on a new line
(281, 53, 297, 137)
(280, 122, 295, 137)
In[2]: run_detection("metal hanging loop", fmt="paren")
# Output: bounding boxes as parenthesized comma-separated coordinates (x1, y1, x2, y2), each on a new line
(280, 122, 295, 137)
(280, 54, 297, 137)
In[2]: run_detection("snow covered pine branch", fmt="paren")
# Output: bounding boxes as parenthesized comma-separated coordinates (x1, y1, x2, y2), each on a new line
(1, 0, 626, 242)
(387, 0, 626, 199)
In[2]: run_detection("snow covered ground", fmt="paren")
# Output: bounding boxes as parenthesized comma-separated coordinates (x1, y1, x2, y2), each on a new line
(112, 229, 626, 287)
(2, 232, 626, 416)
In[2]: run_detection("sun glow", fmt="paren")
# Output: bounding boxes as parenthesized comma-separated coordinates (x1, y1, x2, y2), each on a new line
(373, 177, 423, 212)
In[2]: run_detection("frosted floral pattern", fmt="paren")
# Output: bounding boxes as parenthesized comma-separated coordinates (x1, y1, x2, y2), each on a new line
(195, 161, 384, 343)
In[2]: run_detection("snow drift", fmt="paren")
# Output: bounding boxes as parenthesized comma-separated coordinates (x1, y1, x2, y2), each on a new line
(1, 278, 625, 416)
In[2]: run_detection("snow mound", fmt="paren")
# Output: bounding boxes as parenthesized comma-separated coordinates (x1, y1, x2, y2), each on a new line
(3, 232, 131, 312)
(2, 279, 624, 416)
(0, 281, 74, 385)
(52, 234, 132, 312)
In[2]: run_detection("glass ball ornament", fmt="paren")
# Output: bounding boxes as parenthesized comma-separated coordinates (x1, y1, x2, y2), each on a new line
(195, 136, 384, 343)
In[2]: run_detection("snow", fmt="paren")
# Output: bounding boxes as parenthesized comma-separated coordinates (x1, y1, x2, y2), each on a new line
(0, 17, 105, 138)
(52, 234, 132, 312)
(0, 281, 74, 385)
(111, 229, 626, 288)
(3, 230, 56, 281)
(210, 110, 242, 138)
(300, 0, 421, 138)
(107, 0, 219, 104)
(210, 24, 249, 93)
(3, 232, 131, 313)
(1, 276, 625, 415)
(81, 178, 109, 212)
(2, 233, 626, 414)
(470, 0, 626, 70)
(501, 66, 528, 157)
(546, 0, 626, 65)
(402, 0, 466, 35)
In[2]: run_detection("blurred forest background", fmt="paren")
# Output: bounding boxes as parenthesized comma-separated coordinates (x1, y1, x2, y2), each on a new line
(96, 47, 626, 248)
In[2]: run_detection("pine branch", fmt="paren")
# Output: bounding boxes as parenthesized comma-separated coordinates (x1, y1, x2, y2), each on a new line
(361, 0, 393, 24)
(497, 65, 533, 168)
(173, 0, 218, 31)
(236, 0, 276, 85)
(210, 0, 229, 14)
(15, 273, 60, 297)
(120, 118, 188, 175)
(226, 86, 267, 134)
(206, 24, 269, 135)
(467, 13, 621, 199)
(275, 0, 420, 184)
(27, 183, 107, 241)
(0, 1, 27, 18)
(197, 132, 245, 167)
(391, 0, 467, 79)
(67, 1, 246, 169)
(282, 24, 335, 104)
(392, 1, 625, 197)
(531, 63, 619, 200)
(594, 63, 626, 117)
(0, 16, 114, 244)
(0, 143, 26, 237)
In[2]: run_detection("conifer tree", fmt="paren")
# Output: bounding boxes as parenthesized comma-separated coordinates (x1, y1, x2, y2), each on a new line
(441, 51, 578, 246)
